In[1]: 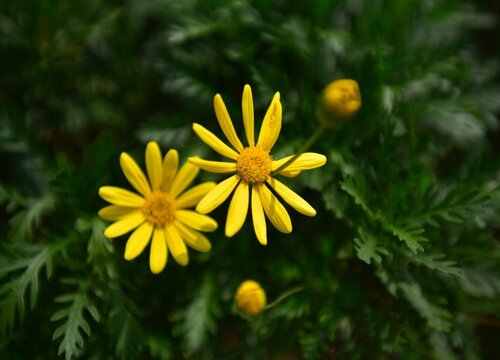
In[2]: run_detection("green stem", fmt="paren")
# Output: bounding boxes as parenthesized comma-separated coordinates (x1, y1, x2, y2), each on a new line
(264, 286, 305, 310)
(271, 126, 325, 176)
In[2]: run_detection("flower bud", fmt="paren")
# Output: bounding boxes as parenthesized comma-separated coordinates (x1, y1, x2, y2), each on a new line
(317, 79, 361, 127)
(235, 280, 266, 317)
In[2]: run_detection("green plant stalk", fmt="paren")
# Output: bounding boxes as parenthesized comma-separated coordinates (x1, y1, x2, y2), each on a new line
(264, 286, 305, 310)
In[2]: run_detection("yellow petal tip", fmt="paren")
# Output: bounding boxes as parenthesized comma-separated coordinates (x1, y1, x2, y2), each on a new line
(207, 222, 218, 232)
(177, 254, 189, 266)
(150, 266, 164, 274)
(195, 204, 210, 214)
(225, 228, 236, 238)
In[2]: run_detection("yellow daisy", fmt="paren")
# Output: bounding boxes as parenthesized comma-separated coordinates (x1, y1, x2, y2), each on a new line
(189, 85, 326, 245)
(98, 142, 218, 274)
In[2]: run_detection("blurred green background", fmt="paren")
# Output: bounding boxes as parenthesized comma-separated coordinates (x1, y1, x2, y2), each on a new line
(1, 0, 499, 359)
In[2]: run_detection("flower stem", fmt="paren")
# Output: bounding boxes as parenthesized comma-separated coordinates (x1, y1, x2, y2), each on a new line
(264, 286, 305, 310)
(271, 126, 325, 176)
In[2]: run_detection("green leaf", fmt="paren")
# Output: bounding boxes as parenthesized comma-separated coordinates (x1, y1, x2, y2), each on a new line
(299, 330, 320, 360)
(322, 184, 349, 219)
(340, 173, 373, 217)
(415, 187, 493, 228)
(354, 228, 389, 265)
(399, 282, 452, 332)
(78, 217, 116, 280)
(51, 284, 99, 360)
(411, 254, 462, 277)
(0, 243, 61, 335)
(107, 287, 142, 360)
(388, 223, 427, 254)
(8, 193, 56, 242)
(173, 276, 220, 353)
(459, 266, 500, 298)
(143, 334, 173, 360)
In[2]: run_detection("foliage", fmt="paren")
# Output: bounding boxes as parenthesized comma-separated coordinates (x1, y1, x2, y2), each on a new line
(0, 0, 499, 358)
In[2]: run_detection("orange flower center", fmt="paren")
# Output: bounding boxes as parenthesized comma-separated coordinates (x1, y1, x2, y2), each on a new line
(142, 191, 176, 228)
(236, 146, 272, 184)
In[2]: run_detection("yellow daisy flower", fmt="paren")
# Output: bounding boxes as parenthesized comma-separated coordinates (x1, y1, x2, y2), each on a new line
(98, 142, 218, 274)
(189, 85, 326, 245)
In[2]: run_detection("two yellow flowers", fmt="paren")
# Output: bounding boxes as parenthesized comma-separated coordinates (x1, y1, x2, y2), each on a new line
(98, 85, 326, 273)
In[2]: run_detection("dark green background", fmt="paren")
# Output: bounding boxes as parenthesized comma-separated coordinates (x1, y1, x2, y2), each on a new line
(1, 0, 499, 359)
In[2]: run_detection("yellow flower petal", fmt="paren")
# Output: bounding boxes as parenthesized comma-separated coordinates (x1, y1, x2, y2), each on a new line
(164, 226, 188, 266)
(104, 211, 145, 238)
(99, 186, 145, 207)
(161, 149, 178, 192)
(214, 94, 244, 152)
(196, 174, 240, 214)
(175, 210, 218, 232)
(120, 152, 151, 197)
(256, 184, 292, 234)
(146, 142, 163, 191)
(225, 182, 249, 237)
(188, 156, 237, 173)
(266, 178, 316, 216)
(124, 222, 154, 260)
(150, 228, 168, 274)
(176, 182, 217, 209)
(192, 123, 240, 160)
(174, 221, 212, 252)
(98, 205, 138, 221)
(257, 92, 281, 151)
(170, 162, 199, 197)
(242, 84, 254, 146)
(278, 169, 301, 178)
(251, 186, 267, 245)
(272, 152, 327, 173)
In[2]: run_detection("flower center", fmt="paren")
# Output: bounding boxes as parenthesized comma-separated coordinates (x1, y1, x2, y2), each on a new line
(236, 146, 272, 184)
(142, 191, 176, 228)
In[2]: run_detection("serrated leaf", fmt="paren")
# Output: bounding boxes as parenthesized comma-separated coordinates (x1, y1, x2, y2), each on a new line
(51, 287, 98, 360)
(399, 282, 452, 332)
(173, 276, 220, 353)
(0, 243, 61, 335)
(415, 187, 493, 228)
(340, 173, 373, 217)
(411, 254, 462, 277)
(389, 223, 427, 253)
(8, 193, 56, 242)
(354, 229, 389, 265)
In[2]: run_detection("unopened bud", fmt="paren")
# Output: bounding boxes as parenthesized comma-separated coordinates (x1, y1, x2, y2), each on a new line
(317, 79, 361, 127)
(235, 280, 266, 317)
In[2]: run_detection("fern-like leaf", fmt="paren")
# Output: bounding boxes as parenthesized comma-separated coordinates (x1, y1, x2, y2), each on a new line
(354, 229, 389, 265)
(0, 243, 61, 335)
(8, 193, 56, 242)
(388, 223, 427, 254)
(411, 253, 462, 277)
(340, 173, 373, 217)
(416, 187, 492, 228)
(173, 276, 220, 353)
(51, 284, 99, 360)
(399, 282, 452, 332)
